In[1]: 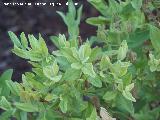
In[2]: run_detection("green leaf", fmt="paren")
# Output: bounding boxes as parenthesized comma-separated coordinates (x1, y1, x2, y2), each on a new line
(153, 0, 160, 9)
(148, 53, 160, 72)
(38, 112, 47, 120)
(68, 0, 76, 18)
(58, 34, 68, 48)
(39, 34, 48, 56)
(45, 94, 58, 102)
(100, 55, 112, 70)
(71, 62, 83, 70)
(62, 68, 81, 81)
(115, 94, 134, 114)
(108, 0, 122, 14)
(127, 28, 149, 48)
(117, 40, 128, 61)
(6, 81, 20, 96)
(15, 102, 39, 112)
(61, 47, 79, 63)
(150, 25, 160, 52)
(122, 90, 136, 102)
(121, 3, 135, 15)
(20, 32, 28, 49)
(133, 113, 153, 120)
(43, 61, 62, 82)
(125, 83, 134, 91)
(76, 5, 83, 25)
(59, 96, 68, 113)
(97, 25, 107, 42)
(12, 47, 42, 62)
(112, 61, 131, 77)
(0, 96, 12, 111)
(50, 36, 60, 49)
(122, 73, 132, 87)
(88, 0, 108, 16)
(78, 42, 91, 62)
(86, 16, 110, 26)
(88, 75, 102, 88)
(82, 63, 96, 78)
(70, 118, 83, 120)
(20, 112, 27, 120)
(131, 0, 143, 10)
(88, 47, 102, 62)
(10, 32, 49, 62)
(23, 74, 44, 90)
(122, 83, 136, 102)
(86, 106, 97, 120)
(57, 11, 67, 25)
(103, 91, 117, 101)
(55, 56, 70, 71)
(0, 109, 16, 120)
(57, 0, 83, 46)
(0, 69, 13, 96)
(107, 31, 127, 45)
(51, 34, 71, 49)
(45, 109, 62, 119)
(12, 46, 28, 59)
(28, 34, 39, 50)
(8, 31, 21, 47)
(27, 51, 44, 61)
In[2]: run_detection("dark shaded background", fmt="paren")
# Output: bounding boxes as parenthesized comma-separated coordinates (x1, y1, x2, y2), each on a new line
(0, 0, 99, 81)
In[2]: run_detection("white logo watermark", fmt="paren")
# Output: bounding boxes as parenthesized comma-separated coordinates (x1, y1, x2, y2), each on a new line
(3, 2, 78, 6)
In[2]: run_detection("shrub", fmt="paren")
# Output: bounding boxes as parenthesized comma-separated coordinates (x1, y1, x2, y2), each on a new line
(0, 0, 160, 120)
